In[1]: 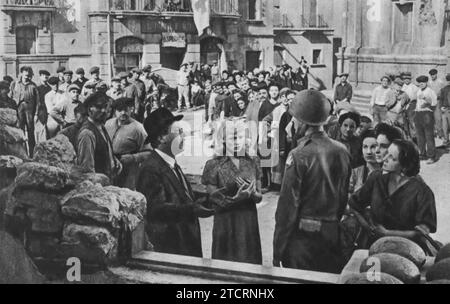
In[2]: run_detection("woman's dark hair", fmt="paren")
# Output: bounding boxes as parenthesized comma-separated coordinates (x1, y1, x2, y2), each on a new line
(392, 140, 420, 177)
(339, 111, 361, 127)
(375, 123, 404, 143)
(360, 128, 377, 142)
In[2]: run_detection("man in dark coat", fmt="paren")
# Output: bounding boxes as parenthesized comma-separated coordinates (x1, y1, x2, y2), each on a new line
(136, 108, 215, 257)
(273, 90, 352, 274)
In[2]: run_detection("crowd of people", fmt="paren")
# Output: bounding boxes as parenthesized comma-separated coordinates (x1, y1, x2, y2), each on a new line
(0, 61, 442, 275)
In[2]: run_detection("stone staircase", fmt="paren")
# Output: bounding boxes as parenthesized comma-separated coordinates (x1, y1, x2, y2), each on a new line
(322, 90, 371, 115)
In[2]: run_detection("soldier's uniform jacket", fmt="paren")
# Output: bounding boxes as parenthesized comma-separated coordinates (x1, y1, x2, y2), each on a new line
(273, 131, 352, 267)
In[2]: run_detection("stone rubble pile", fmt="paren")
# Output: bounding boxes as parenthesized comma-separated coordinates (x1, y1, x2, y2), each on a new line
(0, 108, 28, 159)
(1, 135, 147, 274)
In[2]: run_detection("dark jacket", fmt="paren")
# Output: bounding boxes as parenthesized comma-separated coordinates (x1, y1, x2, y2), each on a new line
(37, 83, 51, 124)
(334, 82, 353, 103)
(273, 131, 352, 272)
(135, 152, 203, 258)
(439, 84, 450, 109)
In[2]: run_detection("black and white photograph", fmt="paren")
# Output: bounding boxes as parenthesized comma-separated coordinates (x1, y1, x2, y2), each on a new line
(1, 0, 450, 291)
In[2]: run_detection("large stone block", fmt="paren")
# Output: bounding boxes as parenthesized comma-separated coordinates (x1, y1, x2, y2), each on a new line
(15, 162, 71, 191)
(33, 135, 76, 171)
(68, 167, 111, 187)
(0, 108, 18, 126)
(61, 181, 121, 228)
(6, 190, 64, 234)
(62, 223, 118, 264)
(0, 125, 28, 159)
(105, 186, 146, 231)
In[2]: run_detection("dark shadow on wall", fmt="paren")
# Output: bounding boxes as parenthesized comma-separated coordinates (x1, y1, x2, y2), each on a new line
(53, 12, 78, 33)
(302, 32, 331, 44)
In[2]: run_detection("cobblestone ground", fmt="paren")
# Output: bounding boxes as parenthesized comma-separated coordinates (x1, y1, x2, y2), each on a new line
(177, 109, 450, 266)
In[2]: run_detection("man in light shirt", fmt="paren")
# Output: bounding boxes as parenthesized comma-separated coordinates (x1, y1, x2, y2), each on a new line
(45, 76, 65, 138)
(415, 75, 438, 164)
(177, 63, 191, 111)
(370, 76, 396, 126)
(429, 69, 446, 139)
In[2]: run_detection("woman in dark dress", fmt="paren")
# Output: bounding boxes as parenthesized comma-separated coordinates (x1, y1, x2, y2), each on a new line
(348, 140, 437, 252)
(202, 118, 263, 264)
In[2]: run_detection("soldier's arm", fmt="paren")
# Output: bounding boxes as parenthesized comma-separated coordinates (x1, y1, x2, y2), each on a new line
(273, 154, 304, 266)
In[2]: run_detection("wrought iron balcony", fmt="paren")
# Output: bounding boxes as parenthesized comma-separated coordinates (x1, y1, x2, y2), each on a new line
(109, 0, 239, 16)
(301, 14, 329, 28)
(274, 14, 294, 29)
(0, 0, 56, 11)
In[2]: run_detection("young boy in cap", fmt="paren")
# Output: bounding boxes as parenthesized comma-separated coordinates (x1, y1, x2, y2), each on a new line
(51, 83, 82, 129)
(415, 75, 438, 164)
(74, 68, 88, 89)
(59, 70, 73, 92)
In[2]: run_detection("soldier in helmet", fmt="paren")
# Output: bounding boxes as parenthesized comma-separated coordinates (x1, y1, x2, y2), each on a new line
(273, 90, 352, 274)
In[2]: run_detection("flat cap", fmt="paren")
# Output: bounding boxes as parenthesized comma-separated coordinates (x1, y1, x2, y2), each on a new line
(429, 69, 438, 76)
(56, 66, 66, 74)
(118, 72, 130, 79)
(75, 68, 85, 74)
(402, 72, 412, 79)
(39, 70, 50, 76)
(63, 70, 73, 76)
(89, 66, 100, 74)
(67, 83, 81, 92)
(84, 82, 97, 89)
(416, 75, 429, 83)
(48, 76, 59, 85)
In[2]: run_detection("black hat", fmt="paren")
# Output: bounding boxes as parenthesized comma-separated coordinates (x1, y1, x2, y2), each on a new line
(446, 74, 450, 82)
(84, 92, 109, 108)
(416, 75, 429, 83)
(63, 70, 74, 76)
(76, 68, 85, 75)
(339, 111, 361, 127)
(56, 66, 66, 74)
(112, 97, 134, 111)
(39, 70, 50, 76)
(256, 82, 268, 91)
(48, 76, 59, 85)
(90, 66, 100, 74)
(144, 108, 184, 144)
(429, 69, 438, 76)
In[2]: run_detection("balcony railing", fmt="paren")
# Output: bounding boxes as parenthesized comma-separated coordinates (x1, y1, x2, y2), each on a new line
(274, 14, 294, 28)
(2, 0, 55, 6)
(110, 0, 239, 15)
(301, 14, 329, 28)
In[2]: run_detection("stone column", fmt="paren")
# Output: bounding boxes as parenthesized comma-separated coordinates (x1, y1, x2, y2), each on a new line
(89, 15, 110, 80)
(361, 0, 392, 52)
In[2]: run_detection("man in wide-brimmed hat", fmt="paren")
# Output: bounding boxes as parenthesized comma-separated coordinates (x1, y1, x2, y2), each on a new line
(135, 108, 216, 258)
(273, 89, 352, 274)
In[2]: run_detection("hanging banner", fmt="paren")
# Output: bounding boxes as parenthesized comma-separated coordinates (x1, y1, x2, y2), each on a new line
(162, 32, 186, 48)
(191, 0, 210, 35)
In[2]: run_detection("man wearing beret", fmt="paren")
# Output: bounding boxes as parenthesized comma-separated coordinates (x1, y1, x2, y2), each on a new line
(415, 75, 438, 164)
(334, 73, 353, 104)
(51, 84, 82, 129)
(274, 90, 351, 273)
(136, 108, 215, 257)
(77, 92, 121, 180)
(105, 97, 147, 157)
(73, 68, 88, 90)
(370, 76, 396, 126)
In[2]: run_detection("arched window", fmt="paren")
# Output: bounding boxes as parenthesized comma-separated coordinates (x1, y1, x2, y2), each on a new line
(16, 26, 37, 55)
(115, 36, 143, 73)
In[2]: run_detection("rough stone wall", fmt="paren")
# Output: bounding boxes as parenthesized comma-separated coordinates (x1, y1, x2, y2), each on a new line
(0, 135, 147, 278)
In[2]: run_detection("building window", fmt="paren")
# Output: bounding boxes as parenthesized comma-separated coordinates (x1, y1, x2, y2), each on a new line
(248, 0, 261, 20)
(302, 0, 318, 27)
(16, 26, 37, 55)
(394, 3, 413, 43)
(115, 37, 143, 73)
(246, 50, 261, 71)
(312, 49, 322, 65)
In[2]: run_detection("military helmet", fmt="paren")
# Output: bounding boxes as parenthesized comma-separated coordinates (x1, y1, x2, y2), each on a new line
(291, 90, 331, 126)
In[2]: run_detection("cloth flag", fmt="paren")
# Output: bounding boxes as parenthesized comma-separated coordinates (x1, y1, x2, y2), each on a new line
(191, 0, 210, 36)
